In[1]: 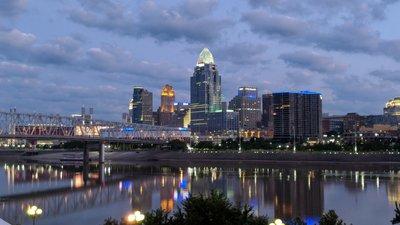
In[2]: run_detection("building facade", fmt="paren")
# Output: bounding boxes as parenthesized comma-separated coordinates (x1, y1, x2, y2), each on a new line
(158, 84, 175, 126)
(171, 102, 191, 128)
(261, 93, 274, 130)
(207, 102, 239, 134)
(273, 91, 322, 140)
(130, 87, 153, 124)
(229, 87, 261, 130)
(190, 48, 221, 134)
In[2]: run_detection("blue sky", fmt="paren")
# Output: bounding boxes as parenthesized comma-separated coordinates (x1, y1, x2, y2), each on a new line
(1, 0, 400, 120)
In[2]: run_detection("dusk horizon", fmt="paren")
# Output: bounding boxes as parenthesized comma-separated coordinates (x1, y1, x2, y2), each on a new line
(1, 0, 400, 120)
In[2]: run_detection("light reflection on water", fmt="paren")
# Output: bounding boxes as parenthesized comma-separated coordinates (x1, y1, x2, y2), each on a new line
(0, 163, 399, 225)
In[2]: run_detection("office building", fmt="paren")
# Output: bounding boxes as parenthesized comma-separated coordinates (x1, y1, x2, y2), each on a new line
(130, 87, 153, 124)
(190, 48, 221, 134)
(273, 91, 322, 140)
(261, 93, 274, 130)
(158, 84, 175, 126)
(229, 87, 261, 130)
(207, 102, 239, 134)
(172, 102, 191, 128)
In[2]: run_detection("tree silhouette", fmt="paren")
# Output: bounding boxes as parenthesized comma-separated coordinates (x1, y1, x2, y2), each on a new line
(392, 202, 400, 224)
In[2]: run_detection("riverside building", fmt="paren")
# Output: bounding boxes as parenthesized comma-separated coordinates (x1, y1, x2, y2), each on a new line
(273, 91, 322, 141)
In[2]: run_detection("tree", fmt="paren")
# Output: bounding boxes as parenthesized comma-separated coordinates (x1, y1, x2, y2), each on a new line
(392, 202, 400, 224)
(319, 210, 347, 225)
(103, 217, 119, 225)
(168, 139, 187, 151)
(104, 191, 269, 225)
(287, 217, 306, 225)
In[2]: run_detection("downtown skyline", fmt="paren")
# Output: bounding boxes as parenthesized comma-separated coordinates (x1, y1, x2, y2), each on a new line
(1, 0, 400, 120)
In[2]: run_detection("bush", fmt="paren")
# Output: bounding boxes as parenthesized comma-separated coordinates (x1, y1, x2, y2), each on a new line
(103, 192, 349, 225)
(104, 191, 269, 225)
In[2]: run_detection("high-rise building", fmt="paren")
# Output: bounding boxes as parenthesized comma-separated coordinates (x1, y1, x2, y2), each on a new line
(261, 93, 274, 130)
(229, 87, 261, 130)
(273, 91, 322, 140)
(190, 48, 221, 134)
(384, 97, 400, 116)
(207, 102, 239, 134)
(172, 102, 191, 128)
(130, 87, 153, 124)
(158, 84, 175, 126)
(160, 84, 175, 113)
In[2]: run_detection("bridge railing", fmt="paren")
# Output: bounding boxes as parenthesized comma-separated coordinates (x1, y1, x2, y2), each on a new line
(0, 111, 190, 141)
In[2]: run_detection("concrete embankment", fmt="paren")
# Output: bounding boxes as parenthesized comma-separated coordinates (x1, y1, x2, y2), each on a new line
(107, 150, 400, 165)
(2, 149, 400, 169)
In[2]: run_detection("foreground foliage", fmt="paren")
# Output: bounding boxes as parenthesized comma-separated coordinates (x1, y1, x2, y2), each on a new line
(103, 191, 352, 225)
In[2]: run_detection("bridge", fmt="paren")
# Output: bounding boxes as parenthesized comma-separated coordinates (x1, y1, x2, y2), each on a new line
(0, 110, 191, 162)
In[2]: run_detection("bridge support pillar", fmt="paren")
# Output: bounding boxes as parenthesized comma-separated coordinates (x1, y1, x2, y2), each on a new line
(83, 142, 89, 164)
(99, 142, 105, 164)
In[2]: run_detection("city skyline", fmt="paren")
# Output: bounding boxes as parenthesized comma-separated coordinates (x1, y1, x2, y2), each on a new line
(1, 1, 400, 120)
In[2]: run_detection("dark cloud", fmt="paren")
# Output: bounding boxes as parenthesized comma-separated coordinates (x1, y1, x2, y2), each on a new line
(242, 10, 400, 62)
(0, 29, 82, 65)
(214, 42, 268, 65)
(180, 0, 218, 18)
(84, 45, 188, 82)
(370, 69, 400, 83)
(0, 0, 26, 17)
(69, 0, 232, 43)
(280, 50, 348, 74)
(242, 11, 309, 37)
(246, 0, 399, 22)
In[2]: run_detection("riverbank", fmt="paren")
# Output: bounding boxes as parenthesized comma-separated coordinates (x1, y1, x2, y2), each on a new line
(2, 149, 400, 169)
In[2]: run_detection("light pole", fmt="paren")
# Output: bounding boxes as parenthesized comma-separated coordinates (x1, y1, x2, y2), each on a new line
(26, 205, 43, 225)
(354, 131, 358, 154)
(125, 211, 145, 224)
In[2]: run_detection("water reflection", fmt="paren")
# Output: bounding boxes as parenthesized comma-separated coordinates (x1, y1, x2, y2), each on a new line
(0, 163, 399, 225)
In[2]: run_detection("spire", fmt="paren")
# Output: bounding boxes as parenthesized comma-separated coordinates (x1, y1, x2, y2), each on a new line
(196, 48, 215, 66)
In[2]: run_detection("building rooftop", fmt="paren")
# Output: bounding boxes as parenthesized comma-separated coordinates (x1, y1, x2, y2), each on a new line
(196, 48, 215, 66)
(274, 90, 322, 95)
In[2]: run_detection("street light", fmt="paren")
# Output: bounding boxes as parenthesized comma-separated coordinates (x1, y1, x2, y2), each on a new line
(26, 205, 43, 225)
(269, 218, 285, 225)
(126, 211, 145, 224)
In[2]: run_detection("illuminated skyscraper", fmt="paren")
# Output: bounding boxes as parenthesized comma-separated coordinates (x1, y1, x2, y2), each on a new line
(161, 84, 175, 113)
(158, 84, 175, 126)
(130, 87, 153, 124)
(384, 97, 400, 116)
(190, 48, 221, 133)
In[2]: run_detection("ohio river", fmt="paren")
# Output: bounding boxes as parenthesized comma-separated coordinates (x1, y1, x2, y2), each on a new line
(0, 162, 398, 225)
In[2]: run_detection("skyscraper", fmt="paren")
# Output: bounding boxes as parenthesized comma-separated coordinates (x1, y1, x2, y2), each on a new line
(384, 97, 400, 116)
(229, 87, 261, 130)
(158, 84, 175, 126)
(261, 93, 274, 130)
(130, 87, 153, 124)
(190, 48, 221, 134)
(160, 84, 175, 113)
(273, 91, 322, 140)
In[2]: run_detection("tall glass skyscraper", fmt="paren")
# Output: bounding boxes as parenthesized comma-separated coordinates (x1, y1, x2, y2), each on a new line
(190, 48, 221, 134)
(130, 86, 153, 124)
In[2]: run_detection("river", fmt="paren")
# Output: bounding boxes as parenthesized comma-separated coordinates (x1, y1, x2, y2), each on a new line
(0, 162, 398, 225)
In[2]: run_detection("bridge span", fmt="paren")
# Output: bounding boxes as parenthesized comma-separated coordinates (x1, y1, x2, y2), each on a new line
(0, 110, 190, 163)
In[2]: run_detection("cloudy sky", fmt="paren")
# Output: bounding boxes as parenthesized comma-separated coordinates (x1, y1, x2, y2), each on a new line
(1, 0, 400, 120)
